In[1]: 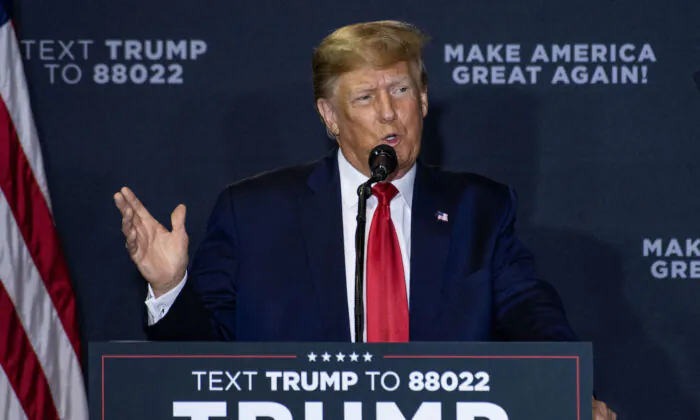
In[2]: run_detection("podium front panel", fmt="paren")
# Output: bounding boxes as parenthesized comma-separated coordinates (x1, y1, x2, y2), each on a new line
(89, 341, 592, 420)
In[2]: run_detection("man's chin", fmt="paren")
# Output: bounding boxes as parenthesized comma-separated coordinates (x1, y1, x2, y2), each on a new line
(390, 160, 416, 180)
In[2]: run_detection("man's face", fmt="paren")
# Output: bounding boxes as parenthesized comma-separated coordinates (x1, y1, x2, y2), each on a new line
(317, 61, 428, 180)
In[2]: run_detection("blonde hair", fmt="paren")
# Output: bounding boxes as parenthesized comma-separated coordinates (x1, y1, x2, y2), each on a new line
(312, 20, 429, 105)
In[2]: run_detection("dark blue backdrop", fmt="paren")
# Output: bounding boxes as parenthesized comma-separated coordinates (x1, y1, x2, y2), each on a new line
(13, 0, 700, 417)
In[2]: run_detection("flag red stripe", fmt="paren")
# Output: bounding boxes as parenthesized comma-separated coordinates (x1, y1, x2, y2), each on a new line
(0, 96, 82, 362)
(0, 280, 60, 420)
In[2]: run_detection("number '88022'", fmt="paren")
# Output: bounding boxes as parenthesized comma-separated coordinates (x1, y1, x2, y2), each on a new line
(93, 63, 184, 84)
(408, 371, 490, 392)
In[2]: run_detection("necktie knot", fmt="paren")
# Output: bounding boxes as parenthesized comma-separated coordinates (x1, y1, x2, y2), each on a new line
(372, 182, 399, 206)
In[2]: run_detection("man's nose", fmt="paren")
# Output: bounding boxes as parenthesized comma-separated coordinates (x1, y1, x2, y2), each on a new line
(376, 91, 397, 122)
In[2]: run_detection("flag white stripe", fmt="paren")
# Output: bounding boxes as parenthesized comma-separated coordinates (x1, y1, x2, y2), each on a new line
(0, 365, 30, 420)
(0, 21, 51, 207)
(0, 190, 88, 420)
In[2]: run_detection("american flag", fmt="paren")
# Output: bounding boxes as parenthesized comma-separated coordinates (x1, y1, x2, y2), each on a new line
(436, 211, 448, 222)
(0, 1, 88, 419)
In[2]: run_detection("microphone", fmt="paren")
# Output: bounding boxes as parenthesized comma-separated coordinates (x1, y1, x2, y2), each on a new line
(369, 145, 398, 182)
(352, 144, 399, 343)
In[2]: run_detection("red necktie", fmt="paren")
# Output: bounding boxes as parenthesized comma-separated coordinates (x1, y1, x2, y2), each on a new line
(366, 182, 409, 342)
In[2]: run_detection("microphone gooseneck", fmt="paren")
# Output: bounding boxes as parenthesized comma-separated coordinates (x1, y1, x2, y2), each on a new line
(353, 144, 398, 343)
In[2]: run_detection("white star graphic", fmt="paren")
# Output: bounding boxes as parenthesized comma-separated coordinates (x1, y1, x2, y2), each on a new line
(349, 352, 359, 362)
(335, 352, 346, 362)
(321, 352, 332, 362)
(363, 352, 373, 362)
(307, 352, 317, 362)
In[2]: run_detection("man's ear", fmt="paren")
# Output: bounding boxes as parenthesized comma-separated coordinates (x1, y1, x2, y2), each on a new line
(316, 98, 339, 136)
(420, 87, 428, 118)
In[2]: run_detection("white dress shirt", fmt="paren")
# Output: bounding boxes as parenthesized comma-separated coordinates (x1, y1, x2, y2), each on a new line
(145, 150, 416, 342)
(338, 150, 414, 342)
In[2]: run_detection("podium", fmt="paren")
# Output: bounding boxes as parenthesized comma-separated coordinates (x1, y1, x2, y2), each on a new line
(89, 342, 592, 419)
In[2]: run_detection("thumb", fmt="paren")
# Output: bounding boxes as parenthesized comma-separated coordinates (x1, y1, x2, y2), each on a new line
(170, 204, 187, 232)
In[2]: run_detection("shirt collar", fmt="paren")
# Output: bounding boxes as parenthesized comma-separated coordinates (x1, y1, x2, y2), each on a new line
(338, 148, 416, 209)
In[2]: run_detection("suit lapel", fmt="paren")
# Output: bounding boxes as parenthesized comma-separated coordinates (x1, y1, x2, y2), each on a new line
(409, 162, 458, 340)
(298, 150, 350, 341)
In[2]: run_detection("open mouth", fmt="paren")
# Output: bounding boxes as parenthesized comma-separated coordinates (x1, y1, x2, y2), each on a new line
(382, 133, 401, 146)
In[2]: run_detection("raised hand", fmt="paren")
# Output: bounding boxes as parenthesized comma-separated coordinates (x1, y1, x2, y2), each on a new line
(114, 187, 189, 297)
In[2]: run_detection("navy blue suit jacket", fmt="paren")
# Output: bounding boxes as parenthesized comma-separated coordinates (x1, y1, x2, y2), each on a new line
(148, 150, 577, 342)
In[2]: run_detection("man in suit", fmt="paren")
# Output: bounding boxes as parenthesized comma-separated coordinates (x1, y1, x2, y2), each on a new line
(114, 20, 615, 419)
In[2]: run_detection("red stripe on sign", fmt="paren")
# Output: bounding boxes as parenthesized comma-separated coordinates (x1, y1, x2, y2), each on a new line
(0, 97, 82, 362)
(383, 355, 579, 359)
(104, 355, 298, 359)
(0, 280, 60, 420)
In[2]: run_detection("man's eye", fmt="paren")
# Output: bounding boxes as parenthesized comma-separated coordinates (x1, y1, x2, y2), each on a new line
(356, 95, 371, 101)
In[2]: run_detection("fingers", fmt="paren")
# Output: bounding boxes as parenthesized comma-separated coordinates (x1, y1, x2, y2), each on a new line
(124, 210, 142, 255)
(119, 198, 148, 258)
(115, 187, 156, 242)
(113, 190, 129, 216)
(121, 207, 132, 236)
(117, 186, 154, 222)
(170, 204, 187, 232)
(592, 399, 616, 420)
(121, 206, 145, 236)
(126, 224, 138, 254)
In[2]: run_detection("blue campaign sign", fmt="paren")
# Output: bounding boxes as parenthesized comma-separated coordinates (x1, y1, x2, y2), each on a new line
(89, 341, 592, 420)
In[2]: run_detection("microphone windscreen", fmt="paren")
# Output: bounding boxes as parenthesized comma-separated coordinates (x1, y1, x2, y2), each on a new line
(368, 145, 398, 182)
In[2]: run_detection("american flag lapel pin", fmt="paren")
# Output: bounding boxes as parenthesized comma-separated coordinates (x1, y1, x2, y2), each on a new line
(435, 211, 449, 222)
